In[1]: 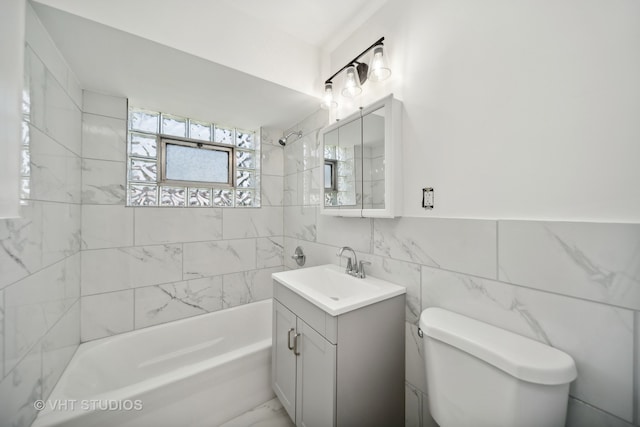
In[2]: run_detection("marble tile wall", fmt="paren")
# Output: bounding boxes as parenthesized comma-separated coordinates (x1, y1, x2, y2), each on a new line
(283, 111, 640, 427)
(80, 92, 285, 341)
(0, 5, 82, 427)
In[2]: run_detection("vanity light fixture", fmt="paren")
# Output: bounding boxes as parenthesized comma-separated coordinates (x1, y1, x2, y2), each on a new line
(320, 37, 391, 109)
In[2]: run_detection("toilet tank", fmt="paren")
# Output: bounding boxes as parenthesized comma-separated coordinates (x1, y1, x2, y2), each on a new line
(419, 308, 577, 427)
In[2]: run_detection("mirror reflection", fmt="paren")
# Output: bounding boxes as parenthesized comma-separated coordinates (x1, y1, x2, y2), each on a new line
(323, 106, 386, 210)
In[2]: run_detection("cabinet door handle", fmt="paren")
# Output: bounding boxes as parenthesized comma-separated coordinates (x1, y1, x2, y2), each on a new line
(287, 328, 295, 350)
(293, 333, 301, 356)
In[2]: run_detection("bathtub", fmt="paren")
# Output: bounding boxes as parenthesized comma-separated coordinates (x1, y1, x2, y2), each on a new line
(33, 299, 274, 427)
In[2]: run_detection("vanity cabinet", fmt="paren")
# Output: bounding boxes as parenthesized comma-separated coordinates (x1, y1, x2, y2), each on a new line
(321, 94, 402, 218)
(272, 281, 405, 427)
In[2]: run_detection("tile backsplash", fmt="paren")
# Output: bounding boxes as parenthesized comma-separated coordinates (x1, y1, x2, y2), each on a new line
(282, 110, 640, 427)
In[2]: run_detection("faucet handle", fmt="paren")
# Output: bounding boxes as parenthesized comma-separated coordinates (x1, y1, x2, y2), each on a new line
(357, 260, 371, 278)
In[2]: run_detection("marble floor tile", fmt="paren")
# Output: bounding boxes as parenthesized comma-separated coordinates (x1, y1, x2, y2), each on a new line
(219, 398, 294, 427)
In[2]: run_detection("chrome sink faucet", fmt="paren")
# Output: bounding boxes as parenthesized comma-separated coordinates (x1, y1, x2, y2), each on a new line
(336, 247, 371, 278)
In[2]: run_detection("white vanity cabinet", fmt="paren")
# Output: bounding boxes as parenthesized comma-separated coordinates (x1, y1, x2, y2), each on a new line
(272, 280, 405, 427)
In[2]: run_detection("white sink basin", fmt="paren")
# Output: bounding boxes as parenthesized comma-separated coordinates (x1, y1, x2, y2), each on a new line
(272, 264, 406, 316)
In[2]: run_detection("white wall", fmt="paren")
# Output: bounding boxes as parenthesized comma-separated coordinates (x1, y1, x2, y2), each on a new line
(33, 0, 322, 97)
(0, 0, 25, 219)
(329, 0, 640, 222)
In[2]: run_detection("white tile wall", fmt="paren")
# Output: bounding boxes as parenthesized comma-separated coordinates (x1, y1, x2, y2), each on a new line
(283, 108, 640, 427)
(83, 91, 127, 119)
(499, 220, 640, 310)
(81, 205, 134, 249)
(134, 277, 223, 329)
(0, 202, 44, 289)
(81, 290, 134, 341)
(81, 159, 126, 204)
(222, 266, 282, 308)
(222, 207, 283, 239)
(82, 113, 127, 162)
(0, 6, 82, 425)
(78, 99, 288, 343)
(374, 217, 497, 279)
(82, 245, 183, 295)
(183, 239, 256, 279)
(42, 302, 79, 399)
(256, 237, 284, 269)
(135, 207, 223, 245)
(29, 125, 81, 203)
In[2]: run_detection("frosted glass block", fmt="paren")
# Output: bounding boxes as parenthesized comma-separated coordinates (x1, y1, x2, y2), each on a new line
(189, 121, 212, 141)
(20, 177, 30, 200)
(22, 88, 30, 117)
(129, 184, 158, 206)
(129, 132, 157, 158)
(324, 145, 337, 160)
(337, 160, 354, 177)
(161, 114, 187, 137)
(236, 170, 254, 188)
(212, 189, 234, 207)
(129, 110, 159, 133)
(337, 146, 354, 161)
(236, 190, 253, 207)
(189, 188, 212, 207)
(160, 186, 186, 206)
(235, 150, 255, 169)
(325, 192, 338, 206)
(236, 130, 254, 148)
(130, 158, 157, 182)
(214, 126, 234, 144)
(165, 143, 229, 184)
(21, 148, 30, 176)
(22, 120, 29, 145)
(338, 192, 356, 206)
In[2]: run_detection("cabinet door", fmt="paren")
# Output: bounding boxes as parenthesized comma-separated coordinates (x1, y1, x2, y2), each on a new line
(272, 300, 297, 421)
(296, 320, 337, 427)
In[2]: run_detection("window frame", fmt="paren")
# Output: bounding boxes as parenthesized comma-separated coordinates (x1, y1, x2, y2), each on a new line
(158, 136, 234, 188)
(324, 159, 338, 191)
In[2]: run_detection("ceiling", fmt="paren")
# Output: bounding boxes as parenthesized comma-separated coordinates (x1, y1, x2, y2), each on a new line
(31, 0, 388, 130)
(217, 0, 388, 50)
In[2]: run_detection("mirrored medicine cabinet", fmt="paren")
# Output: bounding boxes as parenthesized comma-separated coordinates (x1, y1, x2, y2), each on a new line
(321, 94, 402, 218)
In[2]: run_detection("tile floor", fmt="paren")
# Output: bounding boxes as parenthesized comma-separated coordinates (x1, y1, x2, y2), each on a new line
(219, 398, 295, 427)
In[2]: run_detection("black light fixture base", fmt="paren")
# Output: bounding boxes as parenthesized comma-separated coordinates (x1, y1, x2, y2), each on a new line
(356, 63, 369, 85)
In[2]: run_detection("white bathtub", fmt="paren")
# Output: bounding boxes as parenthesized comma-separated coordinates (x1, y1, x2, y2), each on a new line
(33, 299, 274, 427)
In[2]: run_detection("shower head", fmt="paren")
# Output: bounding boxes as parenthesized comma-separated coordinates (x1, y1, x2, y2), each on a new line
(278, 131, 302, 146)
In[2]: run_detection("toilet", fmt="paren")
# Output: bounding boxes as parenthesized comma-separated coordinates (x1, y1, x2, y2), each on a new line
(419, 308, 577, 427)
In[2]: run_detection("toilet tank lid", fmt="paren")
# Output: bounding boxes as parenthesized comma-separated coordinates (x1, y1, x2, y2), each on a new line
(419, 308, 577, 385)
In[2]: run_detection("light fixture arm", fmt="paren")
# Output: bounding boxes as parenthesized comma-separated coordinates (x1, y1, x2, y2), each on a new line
(324, 37, 384, 85)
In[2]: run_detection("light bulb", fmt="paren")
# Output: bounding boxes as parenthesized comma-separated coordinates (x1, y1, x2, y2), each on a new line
(368, 45, 391, 82)
(341, 65, 362, 98)
(320, 82, 337, 110)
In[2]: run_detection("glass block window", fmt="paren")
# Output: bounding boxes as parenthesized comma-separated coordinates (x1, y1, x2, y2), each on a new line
(127, 107, 260, 207)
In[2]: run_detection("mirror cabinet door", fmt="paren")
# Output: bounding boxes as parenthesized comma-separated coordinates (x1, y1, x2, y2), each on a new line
(361, 106, 386, 210)
(324, 118, 363, 209)
(337, 118, 362, 209)
(323, 127, 339, 208)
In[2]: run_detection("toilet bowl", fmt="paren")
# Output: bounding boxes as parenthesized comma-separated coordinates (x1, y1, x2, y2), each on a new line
(419, 307, 577, 427)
